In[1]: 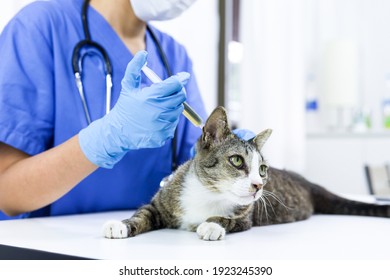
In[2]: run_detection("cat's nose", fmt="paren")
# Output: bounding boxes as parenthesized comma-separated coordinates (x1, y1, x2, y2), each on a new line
(252, 183, 263, 191)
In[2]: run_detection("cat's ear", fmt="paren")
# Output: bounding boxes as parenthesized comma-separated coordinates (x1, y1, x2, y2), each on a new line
(201, 106, 231, 148)
(252, 129, 272, 150)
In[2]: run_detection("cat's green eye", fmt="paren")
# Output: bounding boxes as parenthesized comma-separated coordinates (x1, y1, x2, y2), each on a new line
(229, 155, 244, 169)
(259, 164, 268, 177)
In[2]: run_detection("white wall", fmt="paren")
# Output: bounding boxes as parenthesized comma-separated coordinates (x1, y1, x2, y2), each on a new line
(307, 0, 390, 132)
(302, 0, 390, 194)
(239, 0, 306, 172)
(236, 0, 390, 194)
(0, 0, 219, 114)
(0, 0, 35, 30)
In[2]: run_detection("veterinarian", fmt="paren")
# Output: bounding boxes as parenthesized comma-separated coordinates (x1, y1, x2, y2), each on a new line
(0, 0, 209, 220)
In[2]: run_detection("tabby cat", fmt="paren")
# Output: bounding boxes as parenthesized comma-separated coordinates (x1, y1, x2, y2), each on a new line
(103, 106, 390, 241)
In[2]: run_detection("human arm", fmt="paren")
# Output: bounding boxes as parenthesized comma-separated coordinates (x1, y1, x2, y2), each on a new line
(0, 8, 90, 216)
(0, 51, 188, 216)
(0, 137, 97, 216)
(0, 6, 188, 216)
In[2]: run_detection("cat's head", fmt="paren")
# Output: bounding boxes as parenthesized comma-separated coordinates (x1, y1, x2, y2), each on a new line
(194, 106, 272, 206)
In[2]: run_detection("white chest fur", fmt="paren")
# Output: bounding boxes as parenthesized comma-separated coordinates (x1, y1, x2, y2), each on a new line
(179, 171, 235, 231)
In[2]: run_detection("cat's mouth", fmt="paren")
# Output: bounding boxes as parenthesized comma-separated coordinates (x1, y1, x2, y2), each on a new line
(229, 190, 261, 203)
(250, 192, 261, 199)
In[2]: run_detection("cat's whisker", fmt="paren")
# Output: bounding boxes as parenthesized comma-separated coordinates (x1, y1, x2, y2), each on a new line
(263, 190, 292, 211)
(259, 196, 270, 223)
(262, 194, 277, 217)
(257, 197, 265, 225)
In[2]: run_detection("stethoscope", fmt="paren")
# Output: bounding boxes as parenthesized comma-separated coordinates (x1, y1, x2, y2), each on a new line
(72, 0, 178, 171)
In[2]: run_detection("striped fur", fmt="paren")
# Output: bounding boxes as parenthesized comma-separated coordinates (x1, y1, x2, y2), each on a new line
(103, 106, 389, 240)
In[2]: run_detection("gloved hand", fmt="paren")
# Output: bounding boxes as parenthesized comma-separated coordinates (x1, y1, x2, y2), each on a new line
(232, 128, 256, 141)
(189, 128, 256, 158)
(79, 51, 189, 168)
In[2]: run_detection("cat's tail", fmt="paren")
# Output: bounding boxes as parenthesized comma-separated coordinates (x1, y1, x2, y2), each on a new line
(310, 184, 390, 218)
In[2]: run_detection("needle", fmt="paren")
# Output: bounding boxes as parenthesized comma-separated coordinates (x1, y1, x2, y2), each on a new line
(141, 64, 204, 128)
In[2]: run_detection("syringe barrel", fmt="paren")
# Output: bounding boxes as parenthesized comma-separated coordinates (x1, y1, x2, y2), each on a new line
(141, 65, 203, 128)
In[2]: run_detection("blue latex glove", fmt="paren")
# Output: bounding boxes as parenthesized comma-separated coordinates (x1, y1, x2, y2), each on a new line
(79, 51, 188, 168)
(232, 128, 256, 141)
(189, 128, 256, 158)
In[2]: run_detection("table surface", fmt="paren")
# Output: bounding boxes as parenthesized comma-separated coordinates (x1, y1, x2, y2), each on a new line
(1, 208, 389, 260)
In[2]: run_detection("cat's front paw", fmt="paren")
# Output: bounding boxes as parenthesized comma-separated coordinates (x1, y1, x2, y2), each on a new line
(196, 222, 226, 241)
(102, 220, 128, 239)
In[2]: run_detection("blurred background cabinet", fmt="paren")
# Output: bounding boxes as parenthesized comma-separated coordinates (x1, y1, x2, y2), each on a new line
(303, 132, 390, 195)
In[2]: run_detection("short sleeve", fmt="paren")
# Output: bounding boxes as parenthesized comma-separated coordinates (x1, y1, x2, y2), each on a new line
(0, 5, 55, 155)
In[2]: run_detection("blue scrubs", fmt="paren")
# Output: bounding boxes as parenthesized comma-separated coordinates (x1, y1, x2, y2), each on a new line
(0, 0, 207, 219)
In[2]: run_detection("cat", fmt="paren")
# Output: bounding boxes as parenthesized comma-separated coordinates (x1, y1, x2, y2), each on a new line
(103, 106, 390, 241)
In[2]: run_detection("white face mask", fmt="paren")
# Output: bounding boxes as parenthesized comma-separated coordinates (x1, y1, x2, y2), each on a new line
(130, 0, 197, 22)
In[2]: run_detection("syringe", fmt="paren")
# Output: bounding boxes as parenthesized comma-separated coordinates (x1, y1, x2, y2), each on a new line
(141, 65, 204, 128)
